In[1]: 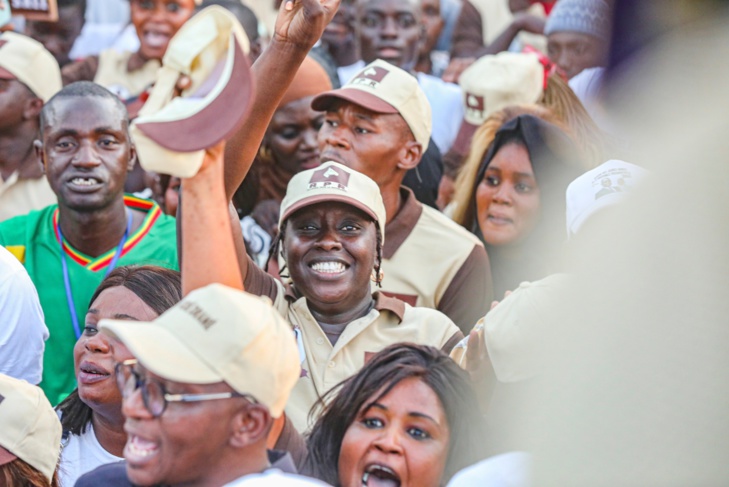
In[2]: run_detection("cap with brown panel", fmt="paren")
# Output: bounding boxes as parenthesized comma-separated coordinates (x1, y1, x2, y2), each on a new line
(0, 374, 62, 484)
(279, 161, 386, 243)
(311, 59, 432, 151)
(0, 31, 62, 103)
(100, 284, 300, 418)
(131, 5, 253, 178)
(451, 52, 545, 157)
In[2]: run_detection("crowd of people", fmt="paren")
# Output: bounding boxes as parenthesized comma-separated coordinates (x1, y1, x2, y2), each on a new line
(1, 0, 723, 486)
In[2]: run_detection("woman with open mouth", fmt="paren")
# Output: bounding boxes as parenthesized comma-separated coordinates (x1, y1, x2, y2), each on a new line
(301, 343, 487, 487)
(55, 265, 182, 487)
(451, 107, 583, 298)
(62, 0, 197, 101)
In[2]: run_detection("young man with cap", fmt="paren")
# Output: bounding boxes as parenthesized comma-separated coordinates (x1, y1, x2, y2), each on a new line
(355, 0, 464, 155)
(0, 373, 63, 485)
(312, 59, 492, 334)
(0, 31, 61, 222)
(545, 0, 612, 79)
(77, 284, 327, 486)
(0, 81, 179, 406)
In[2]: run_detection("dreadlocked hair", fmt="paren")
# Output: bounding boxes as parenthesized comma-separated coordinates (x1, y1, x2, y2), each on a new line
(373, 225, 383, 287)
(265, 226, 286, 276)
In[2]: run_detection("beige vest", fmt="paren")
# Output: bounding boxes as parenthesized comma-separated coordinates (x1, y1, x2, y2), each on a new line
(0, 173, 55, 222)
(94, 50, 161, 99)
(381, 205, 484, 308)
(270, 283, 460, 433)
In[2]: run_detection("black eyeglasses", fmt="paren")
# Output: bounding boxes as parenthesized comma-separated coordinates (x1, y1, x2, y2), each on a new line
(115, 359, 254, 418)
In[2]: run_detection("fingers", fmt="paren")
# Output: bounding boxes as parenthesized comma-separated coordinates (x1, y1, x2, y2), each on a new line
(465, 330, 481, 366)
(490, 300, 500, 310)
(174, 75, 192, 97)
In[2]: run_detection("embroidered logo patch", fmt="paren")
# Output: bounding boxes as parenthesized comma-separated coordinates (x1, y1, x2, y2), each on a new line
(308, 165, 351, 192)
(352, 66, 390, 88)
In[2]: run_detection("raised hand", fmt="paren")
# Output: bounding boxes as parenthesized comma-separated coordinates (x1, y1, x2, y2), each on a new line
(273, 0, 341, 49)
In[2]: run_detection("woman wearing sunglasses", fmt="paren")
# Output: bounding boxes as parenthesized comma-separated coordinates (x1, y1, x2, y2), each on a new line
(56, 265, 182, 487)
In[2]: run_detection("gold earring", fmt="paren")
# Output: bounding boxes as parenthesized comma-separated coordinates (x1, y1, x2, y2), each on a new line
(258, 144, 273, 164)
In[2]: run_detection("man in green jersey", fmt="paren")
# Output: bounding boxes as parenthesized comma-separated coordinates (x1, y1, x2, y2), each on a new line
(0, 82, 179, 405)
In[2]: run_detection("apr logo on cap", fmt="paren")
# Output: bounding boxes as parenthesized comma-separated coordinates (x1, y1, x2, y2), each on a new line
(465, 92, 485, 119)
(351, 66, 390, 89)
(308, 165, 351, 192)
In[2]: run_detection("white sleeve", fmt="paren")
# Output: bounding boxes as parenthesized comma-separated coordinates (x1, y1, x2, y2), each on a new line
(0, 247, 48, 384)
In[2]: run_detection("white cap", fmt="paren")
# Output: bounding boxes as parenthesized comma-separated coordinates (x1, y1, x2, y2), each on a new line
(566, 160, 648, 237)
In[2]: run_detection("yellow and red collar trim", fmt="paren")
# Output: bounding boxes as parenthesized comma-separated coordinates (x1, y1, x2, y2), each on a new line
(53, 195, 162, 271)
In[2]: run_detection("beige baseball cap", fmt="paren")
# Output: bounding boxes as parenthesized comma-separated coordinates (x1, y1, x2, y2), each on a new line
(279, 161, 386, 243)
(0, 32, 62, 103)
(0, 374, 62, 484)
(311, 59, 432, 151)
(100, 284, 300, 417)
(452, 52, 544, 156)
(131, 5, 253, 178)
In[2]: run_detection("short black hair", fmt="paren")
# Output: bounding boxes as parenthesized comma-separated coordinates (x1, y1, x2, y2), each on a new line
(40, 81, 128, 134)
(58, 0, 87, 10)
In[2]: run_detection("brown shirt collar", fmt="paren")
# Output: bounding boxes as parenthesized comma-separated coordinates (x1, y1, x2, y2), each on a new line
(285, 287, 406, 324)
(373, 291, 406, 323)
(383, 187, 423, 259)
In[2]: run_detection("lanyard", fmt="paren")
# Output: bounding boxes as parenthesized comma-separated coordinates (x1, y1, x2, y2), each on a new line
(56, 210, 133, 340)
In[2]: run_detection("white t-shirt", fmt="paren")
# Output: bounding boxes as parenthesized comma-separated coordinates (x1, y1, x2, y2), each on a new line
(416, 72, 464, 154)
(224, 470, 332, 486)
(0, 245, 48, 384)
(58, 423, 123, 487)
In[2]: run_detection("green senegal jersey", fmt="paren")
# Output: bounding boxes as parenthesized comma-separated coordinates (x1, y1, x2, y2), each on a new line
(0, 195, 179, 405)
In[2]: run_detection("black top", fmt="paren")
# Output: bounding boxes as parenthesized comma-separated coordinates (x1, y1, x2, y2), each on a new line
(74, 450, 299, 487)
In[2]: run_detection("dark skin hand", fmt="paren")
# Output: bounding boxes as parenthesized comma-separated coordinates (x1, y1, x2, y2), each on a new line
(443, 13, 545, 83)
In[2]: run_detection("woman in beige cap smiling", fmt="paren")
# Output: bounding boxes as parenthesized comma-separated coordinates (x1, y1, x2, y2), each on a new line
(180, 144, 463, 433)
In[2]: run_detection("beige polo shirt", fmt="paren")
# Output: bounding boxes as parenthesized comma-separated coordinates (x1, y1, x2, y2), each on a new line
(94, 50, 161, 100)
(245, 262, 463, 433)
(380, 188, 493, 335)
(0, 172, 55, 222)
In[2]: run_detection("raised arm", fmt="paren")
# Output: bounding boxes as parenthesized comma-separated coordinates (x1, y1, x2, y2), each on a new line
(223, 0, 341, 200)
(181, 142, 244, 295)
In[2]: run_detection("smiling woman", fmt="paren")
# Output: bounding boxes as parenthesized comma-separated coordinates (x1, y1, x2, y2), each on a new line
(302, 343, 487, 487)
(236, 162, 463, 432)
(61, 0, 197, 100)
(55, 265, 181, 487)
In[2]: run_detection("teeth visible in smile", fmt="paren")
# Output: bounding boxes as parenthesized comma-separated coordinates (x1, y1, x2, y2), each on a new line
(311, 262, 346, 273)
(127, 435, 158, 458)
(71, 177, 98, 186)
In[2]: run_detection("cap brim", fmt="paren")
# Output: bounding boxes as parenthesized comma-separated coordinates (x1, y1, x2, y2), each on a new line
(450, 120, 480, 158)
(311, 88, 399, 114)
(0, 446, 17, 467)
(100, 320, 222, 385)
(282, 194, 379, 229)
(0, 66, 16, 81)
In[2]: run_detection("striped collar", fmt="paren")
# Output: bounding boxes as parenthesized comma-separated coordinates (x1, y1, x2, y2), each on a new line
(52, 195, 162, 271)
